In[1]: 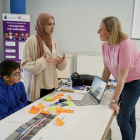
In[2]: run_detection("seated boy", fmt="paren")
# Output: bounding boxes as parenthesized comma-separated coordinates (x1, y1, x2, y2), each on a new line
(0, 60, 27, 119)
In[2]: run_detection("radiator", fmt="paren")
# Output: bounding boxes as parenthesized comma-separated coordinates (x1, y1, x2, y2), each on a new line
(77, 53, 104, 77)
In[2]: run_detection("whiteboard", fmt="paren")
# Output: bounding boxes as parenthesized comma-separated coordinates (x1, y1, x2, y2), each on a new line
(131, 0, 140, 39)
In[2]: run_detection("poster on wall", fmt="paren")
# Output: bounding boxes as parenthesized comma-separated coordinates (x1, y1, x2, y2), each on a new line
(2, 13, 30, 63)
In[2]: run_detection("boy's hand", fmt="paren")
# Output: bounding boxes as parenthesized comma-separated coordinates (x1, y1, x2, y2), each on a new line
(19, 101, 23, 103)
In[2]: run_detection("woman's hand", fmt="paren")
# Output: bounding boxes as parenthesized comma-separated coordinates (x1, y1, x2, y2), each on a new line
(53, 55, 65, 65)
(109, 102, 120, 116)
(42, 53, 53, 65)
(109, 68, 129, 116)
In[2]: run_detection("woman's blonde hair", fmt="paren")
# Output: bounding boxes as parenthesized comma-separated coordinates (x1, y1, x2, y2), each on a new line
(102, 16, 128, 46)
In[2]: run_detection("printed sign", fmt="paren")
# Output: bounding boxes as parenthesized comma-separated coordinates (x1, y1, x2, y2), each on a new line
(2, 13, 30, 63)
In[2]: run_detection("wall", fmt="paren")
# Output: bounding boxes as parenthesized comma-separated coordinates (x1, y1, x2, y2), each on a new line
(0, 0, 5, 61)
(0, 0, 10, 61)
(0, 0, 140, 72)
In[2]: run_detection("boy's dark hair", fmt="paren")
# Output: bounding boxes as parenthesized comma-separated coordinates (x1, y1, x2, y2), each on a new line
(0, 60, 20, 78)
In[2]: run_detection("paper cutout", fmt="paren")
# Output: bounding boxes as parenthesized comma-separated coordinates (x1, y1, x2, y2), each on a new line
(67, 98, 72, 106)
(38, 102, 45, 109)
(44, 97, 53, 101)
(41, 109, 50, 114)
(57, 93, 64, 96)
(49, 98, 56, 102)
(65, 109, 74, 113)
(56, 117, 65, 126)
(59, 106, 66, 112)
(29, 106, 40, 114)
(54, 96, 61, 99)
(47, 107, 56, 111)
(56, 106, 61, 115)
(68, 94, 72, 100)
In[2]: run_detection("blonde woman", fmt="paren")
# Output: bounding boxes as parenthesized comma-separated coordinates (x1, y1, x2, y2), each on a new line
(21, 13, 67, 103)
(98, 16, 140, 140)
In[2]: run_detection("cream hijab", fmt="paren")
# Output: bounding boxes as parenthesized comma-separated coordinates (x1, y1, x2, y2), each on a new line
(35, 13, 54, 58)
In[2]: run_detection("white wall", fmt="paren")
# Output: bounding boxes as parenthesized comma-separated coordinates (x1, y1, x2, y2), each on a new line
(0, 0, 5, 61)
(0, 0, 10, 61)
(1, 0, 140, 72)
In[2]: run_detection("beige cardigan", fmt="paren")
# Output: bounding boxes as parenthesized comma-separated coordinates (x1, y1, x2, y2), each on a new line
(21, 35, 67, 102)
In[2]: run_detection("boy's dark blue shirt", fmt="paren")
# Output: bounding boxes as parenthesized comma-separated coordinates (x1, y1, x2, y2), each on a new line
(0, 78, 27, 119)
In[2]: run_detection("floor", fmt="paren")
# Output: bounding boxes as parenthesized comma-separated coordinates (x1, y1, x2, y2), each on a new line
(110, 117, 140, 140)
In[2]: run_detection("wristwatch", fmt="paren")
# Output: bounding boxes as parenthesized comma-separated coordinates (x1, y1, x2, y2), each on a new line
(111, 100, 118, 104)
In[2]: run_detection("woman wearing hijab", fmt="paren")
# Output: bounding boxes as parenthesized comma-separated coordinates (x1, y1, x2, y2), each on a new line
(21, 13, 67, 103)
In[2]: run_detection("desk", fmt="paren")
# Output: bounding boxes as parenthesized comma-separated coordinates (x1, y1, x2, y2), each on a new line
(0, 90, 114, 140)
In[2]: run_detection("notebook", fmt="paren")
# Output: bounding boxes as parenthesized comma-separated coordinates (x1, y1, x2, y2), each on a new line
(73, 76, 107, 106)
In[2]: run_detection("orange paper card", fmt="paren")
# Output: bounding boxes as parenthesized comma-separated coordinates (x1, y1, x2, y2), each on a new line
(57, 93, 64, 96)
(29, 106, 40, 114)
(38, 102, 45, 109)
(49, 98, 56, 102)
(59, 106, 66, 112)
(56, 117, 65, 126)
(41, 110, 50, 114)
(65, 109, 74, 113)
(56, 106, 61, 115)
(68, 94, 72, 100)
(54, 96, 61, 99)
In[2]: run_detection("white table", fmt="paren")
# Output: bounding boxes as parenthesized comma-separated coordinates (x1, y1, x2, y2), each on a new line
(0, 89, 114, 140)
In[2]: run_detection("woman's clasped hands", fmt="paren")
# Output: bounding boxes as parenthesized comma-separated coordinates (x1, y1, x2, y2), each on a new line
(53, 55, 65, 65)
(43, 53, 53, 65)
(43, 53, 65, 65)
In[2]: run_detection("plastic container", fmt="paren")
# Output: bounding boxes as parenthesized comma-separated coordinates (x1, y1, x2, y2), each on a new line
(67, 77, 72, 90)
(109, 79, 114, 93)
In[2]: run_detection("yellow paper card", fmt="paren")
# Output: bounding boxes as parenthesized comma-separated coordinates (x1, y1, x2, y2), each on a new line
(67, 98, 72, 106)
(49, 98, 56, 102)
(44, 97, 53, 101)
(47, 107, 56, 111)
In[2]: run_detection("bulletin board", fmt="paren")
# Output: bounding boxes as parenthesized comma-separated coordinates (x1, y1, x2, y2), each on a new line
(2, 13, 30, 63)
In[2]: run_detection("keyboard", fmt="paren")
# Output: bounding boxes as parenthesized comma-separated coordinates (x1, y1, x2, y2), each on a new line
(73, 93, 98, 106)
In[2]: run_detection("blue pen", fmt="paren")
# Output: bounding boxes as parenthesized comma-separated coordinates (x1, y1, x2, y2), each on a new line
(60, 102, 67, 107)
(46, 102, 61, 107)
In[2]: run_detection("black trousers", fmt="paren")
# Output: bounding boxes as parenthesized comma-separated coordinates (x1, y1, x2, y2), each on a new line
(27, 88, 55, 105)
(27, 101, 32, 105)
(40, 88, 55, 98)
